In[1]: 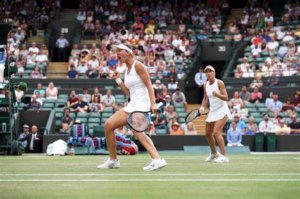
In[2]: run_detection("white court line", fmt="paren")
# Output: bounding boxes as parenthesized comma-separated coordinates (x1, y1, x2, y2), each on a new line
(0, 179, 300, 182)
(1, 173, 300, 176)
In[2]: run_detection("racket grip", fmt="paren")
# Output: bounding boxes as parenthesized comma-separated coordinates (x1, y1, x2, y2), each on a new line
(156, 102, 163, 109)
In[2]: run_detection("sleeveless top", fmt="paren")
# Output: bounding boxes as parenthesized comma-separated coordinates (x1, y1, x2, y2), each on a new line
(123, 60, 151, 113)
(206, 79, 228, 112)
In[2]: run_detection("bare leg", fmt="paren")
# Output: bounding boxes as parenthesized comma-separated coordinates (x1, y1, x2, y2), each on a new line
(104, 110, 128, 159)
(134, 132, 160, 159)
(205, 122, 217, 154)
(213, 116, 228, 156)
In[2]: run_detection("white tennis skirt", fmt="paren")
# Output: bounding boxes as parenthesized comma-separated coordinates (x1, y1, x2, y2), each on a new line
(206, 105, 232, 123)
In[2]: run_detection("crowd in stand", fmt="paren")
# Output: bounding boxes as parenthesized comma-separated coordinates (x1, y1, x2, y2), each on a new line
(3, 1, 299, 143)
(231, 1, 300, 79)
(1, 0, 60, 79)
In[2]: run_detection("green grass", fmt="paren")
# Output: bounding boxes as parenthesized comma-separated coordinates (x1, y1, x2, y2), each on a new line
(0, 153, 299, 199)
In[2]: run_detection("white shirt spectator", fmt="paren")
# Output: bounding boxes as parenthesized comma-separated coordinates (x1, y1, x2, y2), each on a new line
(259, 120, 274, 133)
(88, 59, 99, 69)
(28, 47, 39, 54)
(56, 38, 69, 48)
(76, 64, 88, 74)
(154, 33, 164, 43)
(35, 54, 48, 64)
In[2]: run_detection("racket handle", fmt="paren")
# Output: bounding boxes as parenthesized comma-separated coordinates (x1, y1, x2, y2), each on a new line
(156, 102, 163, 109)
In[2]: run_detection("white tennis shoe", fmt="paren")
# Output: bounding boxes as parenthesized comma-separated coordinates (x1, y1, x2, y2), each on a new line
(143, 158, 167, 171)
(213, 155, 229, 163)
(205, 152, 220, 162)
(97, 159, 120, 169)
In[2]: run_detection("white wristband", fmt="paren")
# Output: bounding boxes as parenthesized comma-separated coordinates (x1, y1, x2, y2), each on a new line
(115, 78, 122, 85)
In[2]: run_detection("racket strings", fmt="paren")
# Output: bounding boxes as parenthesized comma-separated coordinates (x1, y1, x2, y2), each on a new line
(186, 110, 200, 123)
(128, 112, 149, 132)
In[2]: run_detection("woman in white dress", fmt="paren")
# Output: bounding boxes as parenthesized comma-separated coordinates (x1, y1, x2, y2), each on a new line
(97, 44, 167, 171)
(199, 65, 231, 163)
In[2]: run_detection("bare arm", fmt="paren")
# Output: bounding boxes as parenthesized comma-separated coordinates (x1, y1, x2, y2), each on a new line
(201, 84, 208, 108)
(213, 80, 229, 101)
(135, 61, 156, 112)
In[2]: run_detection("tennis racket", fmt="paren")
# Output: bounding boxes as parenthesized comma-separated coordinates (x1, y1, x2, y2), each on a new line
(185, 109, 208, 123)
(127, 103, 163, 132)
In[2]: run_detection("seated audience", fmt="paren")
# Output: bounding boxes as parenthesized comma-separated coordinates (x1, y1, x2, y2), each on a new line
(245, 116, 258, 135)
(274, 119, 291, 135)
(259, 114, 275, 134)
(227, 122, 243, 147)
(169, 122, 184, 135)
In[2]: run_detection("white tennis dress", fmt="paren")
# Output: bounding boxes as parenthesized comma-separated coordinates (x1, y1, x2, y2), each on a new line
(205, 79, 232, 122)
(123, 60, 151, 113)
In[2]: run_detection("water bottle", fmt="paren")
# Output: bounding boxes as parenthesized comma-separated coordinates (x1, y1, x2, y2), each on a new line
(2, 123, 6, 132)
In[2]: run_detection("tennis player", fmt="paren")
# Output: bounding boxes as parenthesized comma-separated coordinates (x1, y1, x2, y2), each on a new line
(97, 43, 167, 170)
(199, 65, 231, 163)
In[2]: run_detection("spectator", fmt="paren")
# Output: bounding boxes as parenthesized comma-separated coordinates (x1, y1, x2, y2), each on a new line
(268, 94, 283, 114)
(67, 65, 78, 79)
(274, 119, 291, 135)
(35, 51, 48, 69)
(249, 87, 263, 103)
(259, 114, 274, 134)
(265, 92, 274, 109)
(164, 105, 178, 127)
(184, 122, 197, 135)
(71, 95, 88, 113)
(235, 103, 248, 120)
(246, 116, 258, 135)
(282, 97, 295, 113)
(230, 114, 247, 134)
(169, 122, 184, 135)
(31, 66, 44, 79)
(34, 91, 44, 106)
(162, 95, 174, 111)
(19, 125, 42, 153)
(89, 95, 104, 113)
(67, 90, 78, 108)
(249, 76, 263, 89)
(61, 108, 74, 129)
(172, 87, 187, 110)
(194, 67, 207, 102)
(145, 122, 156, 136)
(18, 124, 30, 150)
(27, 95, 41, 111)
(153, 109, 167, 130)
(28, 42, 39, 55)
(288, 114, 300, 134)
(227, 122, 243, 147)
(76, 60, 88, 77)
(153, 79, 165, 94)
(46, 82, 58, 100)
(58, 123, 71, 135)
(91, 87, 102, 103)
(229, 91, 243, 112)
(56, 33, 69, 61)
(70, 43, 81, 58)
(239, 86, 250, 103)
(33, 83, 45, 98)
(82, 88, 91, 103)
(167, 76, 178, 93)
(102, 89, 116, 110)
